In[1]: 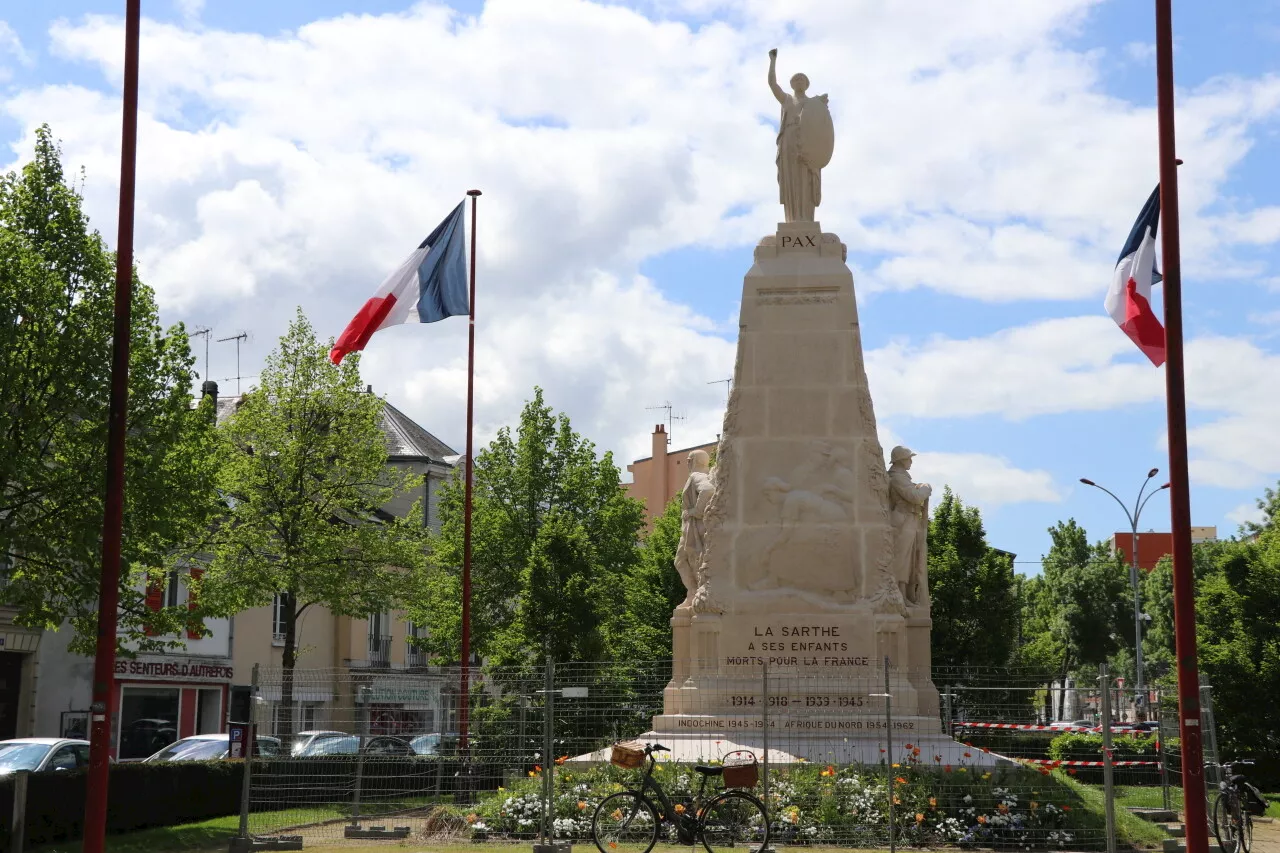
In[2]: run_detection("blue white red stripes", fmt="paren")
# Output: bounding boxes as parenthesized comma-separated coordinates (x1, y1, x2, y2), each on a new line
(1105, 186, 1167, 367)
(330, 201, 469, 365)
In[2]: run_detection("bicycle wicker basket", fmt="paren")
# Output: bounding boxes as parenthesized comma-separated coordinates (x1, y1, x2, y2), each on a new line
(722, 750, 759, 788)
(610, 740, 646, 769)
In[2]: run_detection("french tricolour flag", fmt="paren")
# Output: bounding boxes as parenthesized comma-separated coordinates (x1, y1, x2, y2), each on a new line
(1105, 186, 1167, 367)
(330, 201, 468, 365)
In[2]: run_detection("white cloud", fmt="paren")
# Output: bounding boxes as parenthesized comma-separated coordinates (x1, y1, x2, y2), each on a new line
(0, 22, 31, 80)
(1226, 499, 1264, 529)
(174, 0, 205, 23)
(913, 452, 1062, 508)
(3, 0, 1280, 503)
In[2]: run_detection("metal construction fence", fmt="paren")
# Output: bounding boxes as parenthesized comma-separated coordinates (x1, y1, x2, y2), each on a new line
(234, 660, 1215, 850)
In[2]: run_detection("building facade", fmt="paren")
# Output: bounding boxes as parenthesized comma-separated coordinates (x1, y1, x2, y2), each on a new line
(624, 425, 717, 527)
(1110, 526, 1217, 571)
(30, 385, 457, 756)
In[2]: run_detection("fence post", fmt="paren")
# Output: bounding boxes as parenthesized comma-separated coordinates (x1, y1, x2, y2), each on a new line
(761, 660, 770, 811)
(1100, 665, 1117, 853)
(1158, 687, 1171, 811)
(540, 654, 554, 847)
(10, 769, 28, 853)
(1200, 681, 1220, 788)
(234, 663, 259, 847)
(884, 657, 895, 853)
(350, 684, 370, 830)
(942, 687, 952, 738)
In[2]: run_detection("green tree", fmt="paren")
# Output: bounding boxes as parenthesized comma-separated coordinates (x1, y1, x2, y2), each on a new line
(0, 125, 219, 652)
(926, 488, 1019, 669)
(1240, 481, 1279, 537)
(409, 387, 645, 665)
(1038, 519, 1130, 713)
(194, 310, 426, 739)
(604, 495, 685, 662)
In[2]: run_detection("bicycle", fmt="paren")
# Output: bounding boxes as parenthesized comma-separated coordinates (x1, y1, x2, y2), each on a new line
(591, 742, 771, 853)
(1208, 760, 1263, 853)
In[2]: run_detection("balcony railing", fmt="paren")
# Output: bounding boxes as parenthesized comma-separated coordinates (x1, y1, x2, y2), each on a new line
(367, 634, 392, 666)
(406, 644, 428, 668)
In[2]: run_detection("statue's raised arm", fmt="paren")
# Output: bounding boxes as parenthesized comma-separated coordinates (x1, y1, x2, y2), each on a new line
(767, 48, 786, 105)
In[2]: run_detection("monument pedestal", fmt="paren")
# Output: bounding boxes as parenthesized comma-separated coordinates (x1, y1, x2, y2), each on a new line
(648, 223, 967, 763)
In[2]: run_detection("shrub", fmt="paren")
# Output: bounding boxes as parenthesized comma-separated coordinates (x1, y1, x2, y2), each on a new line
(0, 760, 243, 848)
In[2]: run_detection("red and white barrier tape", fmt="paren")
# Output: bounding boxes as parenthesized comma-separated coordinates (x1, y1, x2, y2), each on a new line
(1018, 758, 1160, 767)
(954, 721, 1095, 733)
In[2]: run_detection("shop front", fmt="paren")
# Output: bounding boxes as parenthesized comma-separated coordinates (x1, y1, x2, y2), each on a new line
(111, 656, 234, 760)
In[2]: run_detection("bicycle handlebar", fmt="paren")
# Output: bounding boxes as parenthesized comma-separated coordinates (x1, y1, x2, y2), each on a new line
(646, 743, 669, 754)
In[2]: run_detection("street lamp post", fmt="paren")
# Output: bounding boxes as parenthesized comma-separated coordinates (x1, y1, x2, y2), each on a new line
(1079, 469, 1171, 719)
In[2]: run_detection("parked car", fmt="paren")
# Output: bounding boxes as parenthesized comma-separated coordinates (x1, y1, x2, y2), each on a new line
(291, 730, 349, 756)
(0, 739, 91, 774)
(294, 734, 416, 757)
(1130, 721, 1161, 733)
(144, 733, 282, 762)
(408, 733, 442, 755)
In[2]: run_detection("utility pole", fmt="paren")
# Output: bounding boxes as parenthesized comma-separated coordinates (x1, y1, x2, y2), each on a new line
(217, 331, 249, 395)
(707, 378, 732, 401)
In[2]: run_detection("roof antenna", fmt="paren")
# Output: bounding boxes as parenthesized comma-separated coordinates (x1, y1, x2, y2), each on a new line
(707, 377, 732, 402)
(190, 327, 211, 379)
(645, 401, 685, 445)
(217, 331, 249, 395)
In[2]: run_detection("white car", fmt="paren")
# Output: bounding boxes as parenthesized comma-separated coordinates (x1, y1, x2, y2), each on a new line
(0, 738, 91, 774)
(291, 730, 350, 756)
(144, 733, 282, 762)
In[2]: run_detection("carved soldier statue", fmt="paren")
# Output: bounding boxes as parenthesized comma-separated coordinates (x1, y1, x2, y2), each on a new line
(674, 450, 716, 611)
(887, 446, 931, 606)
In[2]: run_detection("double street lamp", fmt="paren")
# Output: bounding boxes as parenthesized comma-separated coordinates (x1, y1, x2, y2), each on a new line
(1079, 468, 1170, 717)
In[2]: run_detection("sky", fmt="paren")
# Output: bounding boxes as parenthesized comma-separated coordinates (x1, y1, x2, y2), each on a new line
(2, 0, 1279, 571)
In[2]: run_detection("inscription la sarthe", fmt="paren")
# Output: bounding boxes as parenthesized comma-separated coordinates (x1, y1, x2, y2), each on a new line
(732, 624, 870, 664)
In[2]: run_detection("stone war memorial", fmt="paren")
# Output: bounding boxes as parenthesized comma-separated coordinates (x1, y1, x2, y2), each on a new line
(644, 49, 974, 764)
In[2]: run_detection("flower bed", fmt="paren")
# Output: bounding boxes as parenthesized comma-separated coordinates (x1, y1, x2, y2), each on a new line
(458, 746, 1116, 849)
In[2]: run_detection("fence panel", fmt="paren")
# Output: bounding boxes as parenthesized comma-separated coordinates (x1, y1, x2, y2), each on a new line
(239, 661, 1201, 850)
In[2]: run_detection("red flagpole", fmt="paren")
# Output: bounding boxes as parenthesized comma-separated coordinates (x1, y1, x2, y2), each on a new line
(460, 189, 480, 756)
(84, 2, 141, 851)
(1154, 3, 1208, 852)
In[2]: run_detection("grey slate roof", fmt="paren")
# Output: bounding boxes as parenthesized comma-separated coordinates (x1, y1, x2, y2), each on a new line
(210, 392, 456, 465)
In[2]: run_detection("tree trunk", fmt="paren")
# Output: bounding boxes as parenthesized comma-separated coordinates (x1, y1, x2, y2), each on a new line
(280, 594, 298, 753)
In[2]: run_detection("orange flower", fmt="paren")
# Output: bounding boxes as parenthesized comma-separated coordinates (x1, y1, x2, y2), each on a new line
(893, 795, 902, 805)
(534, 765, 542, 772)
(933, 754, 942, 763)
(1030, 801, 1039, 810)
(963, 752, 972, 758)
(944, 764, 952, 773)
(578, 801, 588, 811)
(929, 797, 937, 809)
(912, 747, 921, 757)
(675, 804, 686, 814)
(466, 813, 478, 824)
(981, 747, 991, 754)
(998, 803, 1009, 814)
(609, 843, 617, 849)
(977, 815, 987, 825)
(1063, 805, 1072, 812)
(555, 755, 569, 765)
(895, 776, 907, 785)
(904, 743, 914, 750)
(915, 813, 925, 824)
(1067, 768, 1078, 776)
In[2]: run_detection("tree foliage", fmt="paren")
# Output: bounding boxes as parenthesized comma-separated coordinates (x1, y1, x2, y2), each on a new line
(926, 488, 1019, 669)
(408, 387, 645, 666)
(194, 310, 426, 737)
(1039, 519, 1130, 672)
(0, 125, 219, 652)
(604, 495, 685, 662)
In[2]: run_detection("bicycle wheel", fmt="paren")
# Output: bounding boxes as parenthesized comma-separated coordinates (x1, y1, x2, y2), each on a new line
(1240, 812, 1253, 853)
(700, 790, 771, 853)
(592, 791, 659, 853)
(1213, 793, 1242, 853)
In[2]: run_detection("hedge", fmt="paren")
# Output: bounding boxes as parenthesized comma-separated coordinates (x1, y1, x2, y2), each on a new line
(1047, 733, 1163, 786)
(0, 760, 243, 849)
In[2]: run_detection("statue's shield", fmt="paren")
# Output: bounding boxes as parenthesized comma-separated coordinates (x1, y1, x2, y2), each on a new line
(798, 97, 834, 169)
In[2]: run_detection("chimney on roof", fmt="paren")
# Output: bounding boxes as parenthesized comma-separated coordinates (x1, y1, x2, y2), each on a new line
(367, 384, 373, 394)
(201, 380, 218, 406)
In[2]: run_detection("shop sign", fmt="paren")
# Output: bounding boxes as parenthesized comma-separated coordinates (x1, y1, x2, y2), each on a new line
(115, 656, 234, 683)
